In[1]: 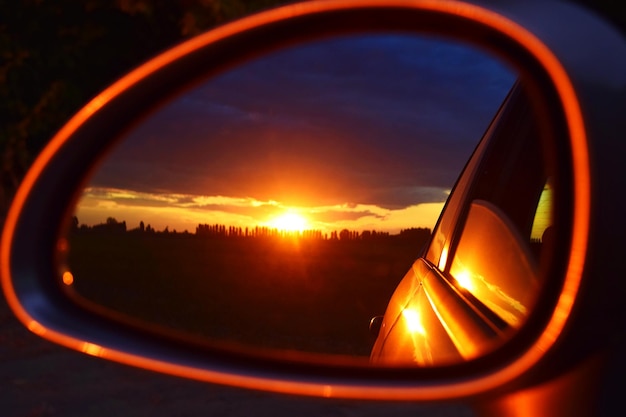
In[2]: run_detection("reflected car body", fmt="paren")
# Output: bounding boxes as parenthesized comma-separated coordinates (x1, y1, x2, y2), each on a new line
(371, 84, 548, 366)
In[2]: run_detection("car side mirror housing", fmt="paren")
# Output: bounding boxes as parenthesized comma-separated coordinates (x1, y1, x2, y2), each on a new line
(2, 0, 626, 409)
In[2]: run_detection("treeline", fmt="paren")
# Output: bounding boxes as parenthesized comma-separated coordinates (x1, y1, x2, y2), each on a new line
(195, 223, 431, 242)
(71, 217, 182, 235)
(71, 216, 431, 243)
(196, 223, 326, 239)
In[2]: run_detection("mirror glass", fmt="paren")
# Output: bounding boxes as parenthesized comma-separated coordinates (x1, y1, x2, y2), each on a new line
(58, 34, 524, 365)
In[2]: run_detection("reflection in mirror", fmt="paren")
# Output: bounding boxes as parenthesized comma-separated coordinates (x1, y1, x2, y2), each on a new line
(369, 82, 555, 366)
(58, 34, 520, 365)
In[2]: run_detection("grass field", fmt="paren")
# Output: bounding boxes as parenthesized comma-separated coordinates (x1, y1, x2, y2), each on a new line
(65, 231, 429, 359)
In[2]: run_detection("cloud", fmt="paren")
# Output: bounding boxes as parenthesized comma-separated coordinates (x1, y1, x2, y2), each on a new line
(75, 187, 445, 234)
(312, 208, 385, 223)
(86, 34, 515, 213)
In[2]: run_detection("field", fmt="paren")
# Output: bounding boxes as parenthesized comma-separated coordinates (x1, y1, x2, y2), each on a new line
(65, 230, 428, 360)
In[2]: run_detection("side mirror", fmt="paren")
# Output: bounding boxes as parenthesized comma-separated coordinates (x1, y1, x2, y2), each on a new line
(61, 31, 518, 363)
(3, 0, 625, 410)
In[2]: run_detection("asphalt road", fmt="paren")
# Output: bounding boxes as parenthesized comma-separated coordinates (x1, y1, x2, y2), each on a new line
(0, 297, 474, 417)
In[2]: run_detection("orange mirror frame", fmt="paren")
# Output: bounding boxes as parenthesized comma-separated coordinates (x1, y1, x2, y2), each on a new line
(1, 0, 590, 401)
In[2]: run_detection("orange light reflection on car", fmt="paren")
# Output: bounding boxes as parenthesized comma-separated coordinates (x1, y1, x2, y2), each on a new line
(453, 268, 475, 292)
(438, 246, 449, 271)
(422, 270, 498, 361)
(402, 308, 426, 335)
(403, 307, 434, 366)
(451, 261, 525, 328)
(449, 202, 537, 328)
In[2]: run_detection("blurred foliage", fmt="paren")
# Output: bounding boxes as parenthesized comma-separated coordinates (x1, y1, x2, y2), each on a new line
(0, 0, 290, 221)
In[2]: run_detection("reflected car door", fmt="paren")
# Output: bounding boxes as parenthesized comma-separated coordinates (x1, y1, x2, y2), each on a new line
(370, 83, 552, 366)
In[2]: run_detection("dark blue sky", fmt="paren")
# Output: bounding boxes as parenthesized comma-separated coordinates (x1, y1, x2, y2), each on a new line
(81, 34, 515, 231)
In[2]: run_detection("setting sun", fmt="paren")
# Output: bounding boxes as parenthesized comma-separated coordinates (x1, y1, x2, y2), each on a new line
(268, 212, 309, 232)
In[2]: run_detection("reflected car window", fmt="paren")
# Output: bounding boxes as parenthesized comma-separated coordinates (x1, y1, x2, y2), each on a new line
(425, 87, 514, 271)
(446, 83, 550, 330)
(372, 83, 556, 366)
(449, 201, 539, 329)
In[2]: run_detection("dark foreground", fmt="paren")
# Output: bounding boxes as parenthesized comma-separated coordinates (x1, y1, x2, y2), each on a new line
(66, 231, 430, 356)
(0, 297, 474, 417)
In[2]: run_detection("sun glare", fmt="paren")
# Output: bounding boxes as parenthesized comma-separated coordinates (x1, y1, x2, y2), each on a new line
(268, 212, 309, 232)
